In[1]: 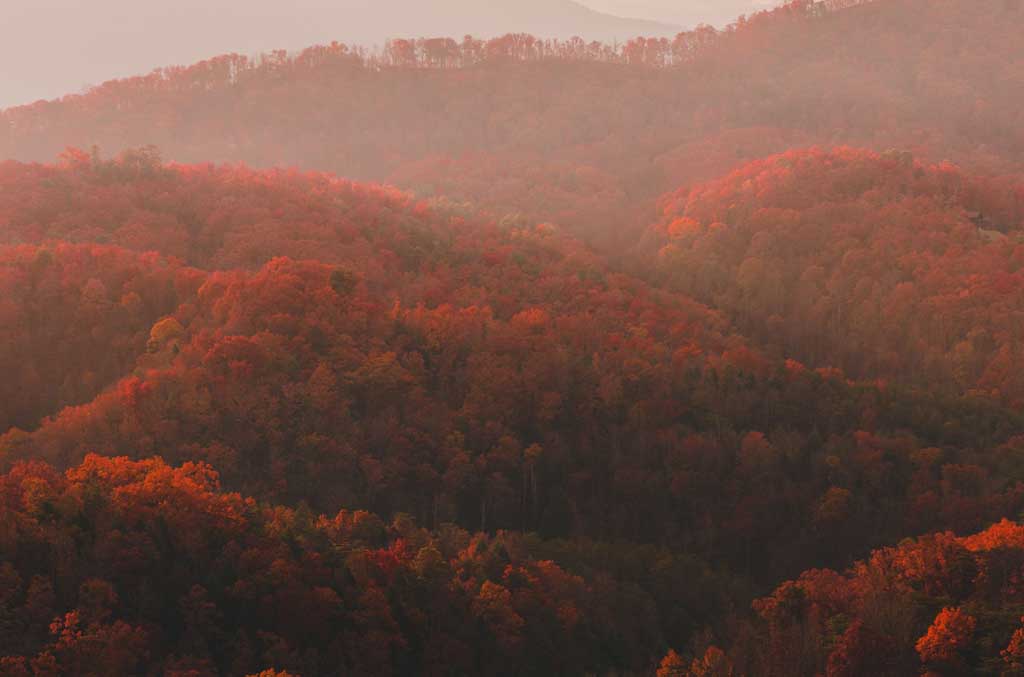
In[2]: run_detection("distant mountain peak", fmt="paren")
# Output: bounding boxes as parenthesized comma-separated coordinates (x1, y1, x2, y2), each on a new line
(0, 0, 681, 108)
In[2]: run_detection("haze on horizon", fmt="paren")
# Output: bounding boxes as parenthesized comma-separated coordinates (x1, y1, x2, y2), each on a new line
(0, 0, 768, 110)
(586, 0, 773, 25)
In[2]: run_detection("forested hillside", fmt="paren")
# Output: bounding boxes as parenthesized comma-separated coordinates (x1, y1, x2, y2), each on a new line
(2, 0, 1024, 674)
(0, 243, 200, 433)
(0, 453, 719, 675)
(3, 0, 1023, 246)
(0, 0, 680, 108)
(648, 148, 1024, 406)
(714, 519, 1024, 675)
(3, 151, 1024, 673)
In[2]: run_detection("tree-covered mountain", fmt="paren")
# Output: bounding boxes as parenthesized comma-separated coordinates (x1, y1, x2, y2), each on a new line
(3, 0, 1022, 248)
(2, 1, 1024, 674)
(0, 0, 679, 108)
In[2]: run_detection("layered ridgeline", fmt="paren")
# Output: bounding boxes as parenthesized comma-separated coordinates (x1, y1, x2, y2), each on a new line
(3, 1, 1024, 672)
(3, 154, 1024, 675)
(2, 0, 1022, 246)
(0, 0, 681, 109)
(0, 155, 741, 674)
(647, 148, 1024, 406)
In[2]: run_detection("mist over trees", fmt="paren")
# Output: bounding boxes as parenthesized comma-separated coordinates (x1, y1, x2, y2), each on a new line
(2, 0, 1024, 674)
(1, 0, 680, 108)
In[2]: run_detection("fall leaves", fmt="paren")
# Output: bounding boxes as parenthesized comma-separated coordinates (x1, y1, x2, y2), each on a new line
(652, 148, 1024, 407)
(0, 455, 684, 675)
(1, 0, 1024, 670)
(3, 148, 1024, 673)
(725, 521, 1024, 675)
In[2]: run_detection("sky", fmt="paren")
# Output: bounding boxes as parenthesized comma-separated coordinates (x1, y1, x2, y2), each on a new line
(584, 1, 772, 25)
(0, 0, 773, 110)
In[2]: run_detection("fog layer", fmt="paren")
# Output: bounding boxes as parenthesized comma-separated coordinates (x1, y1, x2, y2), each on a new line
(0, 0, 706, 109)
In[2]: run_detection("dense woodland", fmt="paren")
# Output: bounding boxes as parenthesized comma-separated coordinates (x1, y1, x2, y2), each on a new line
(728, 519, 1024, 675)
(648, 147, 1024, 406)
(2, 0, 1024, 675)
(2, 0, 1024, 249)
(0, 453, 720, 676)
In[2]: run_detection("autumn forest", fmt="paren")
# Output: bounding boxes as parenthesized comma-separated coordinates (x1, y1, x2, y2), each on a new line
(2, 0, 1024, 674)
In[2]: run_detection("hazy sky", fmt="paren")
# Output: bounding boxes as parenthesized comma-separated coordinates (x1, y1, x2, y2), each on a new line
(585, 1, 771, 25)
(0, 0, 771, 110)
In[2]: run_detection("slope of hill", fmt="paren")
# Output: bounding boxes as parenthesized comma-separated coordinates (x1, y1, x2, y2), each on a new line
(648, 147, 1024, 406)
(0, 0, 679, 109)
(3, 153, 1024, 675)
(5, 152, 1024, 584)
(718, 517, 1024, 675)
(0, 243, 200, 433)
(2, 0, 1023, 246)
(0, 147, 483, 272)
(0, 453, 732, 676)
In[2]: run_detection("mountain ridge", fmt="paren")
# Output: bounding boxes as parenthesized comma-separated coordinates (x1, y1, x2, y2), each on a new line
(0, 0, 681, 109)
